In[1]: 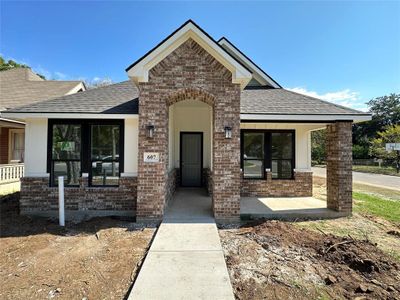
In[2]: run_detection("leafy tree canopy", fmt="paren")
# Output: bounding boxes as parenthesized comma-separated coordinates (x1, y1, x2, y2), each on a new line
(0, 55, 45, 79)
(369, 125, 400, 172)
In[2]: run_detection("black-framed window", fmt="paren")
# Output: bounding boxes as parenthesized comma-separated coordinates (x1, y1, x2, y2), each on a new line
(90, 125, 120, 186)
(51, 124, 81, 186)
(48, 120, 124, 187)
(243, 132, 265, 179)
(241, 130, 295, 179)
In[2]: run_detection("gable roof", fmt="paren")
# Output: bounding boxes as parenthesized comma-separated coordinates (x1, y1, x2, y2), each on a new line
(0, 68, 85, 111)
(3, 80, 370, 122)
(241, 87, 366, 115)
(218, 37, 281, 88)
(126, 20, 252, 89)
(3, 81, 138, 114)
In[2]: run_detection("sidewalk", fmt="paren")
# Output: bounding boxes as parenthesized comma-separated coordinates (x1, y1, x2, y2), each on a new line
(128, 189, 235, 300)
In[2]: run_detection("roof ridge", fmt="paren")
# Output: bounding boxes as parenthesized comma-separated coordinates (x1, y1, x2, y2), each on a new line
(282, 88, 364, 114)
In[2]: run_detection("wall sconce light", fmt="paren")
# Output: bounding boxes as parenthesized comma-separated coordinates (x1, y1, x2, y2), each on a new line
(146, 125, 155, 138)
(224, 126, 232, 139)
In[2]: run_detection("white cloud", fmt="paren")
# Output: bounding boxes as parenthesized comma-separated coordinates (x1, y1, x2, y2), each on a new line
(287, 87, 367, 111)
(54, 71, 67, 80)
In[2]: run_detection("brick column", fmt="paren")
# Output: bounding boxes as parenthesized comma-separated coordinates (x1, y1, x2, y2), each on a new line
(326, 121, 353, 213)
(212, 89, 241, 222)
(136, 85, 169, 222)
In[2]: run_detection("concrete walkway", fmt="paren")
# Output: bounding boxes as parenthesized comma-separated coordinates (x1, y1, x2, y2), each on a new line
(312, 167, 400, 191)
(128, 188, 235, 300)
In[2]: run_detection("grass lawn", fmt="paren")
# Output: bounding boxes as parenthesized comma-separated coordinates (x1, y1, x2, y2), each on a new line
(353, 191, 400, 223)
(352, 165, 400, 177)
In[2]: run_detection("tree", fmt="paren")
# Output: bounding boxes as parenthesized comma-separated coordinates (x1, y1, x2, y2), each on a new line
(352, 93, 400, 159)
(369, 125, 400, 173)
(353, 94, 400, 145)
(0, 56, 29, 71)
(85, 78, 113, 89)
(311, 129, 326, 164)
(0, 55, 46, 79)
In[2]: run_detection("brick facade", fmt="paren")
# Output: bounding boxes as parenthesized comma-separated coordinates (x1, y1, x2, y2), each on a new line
(326, 121, 353, 213)
(166, 168, 177, 207)
(19, 176, 137, 218)
(137, 38, 241, 222)
(241, 171, 313, 197)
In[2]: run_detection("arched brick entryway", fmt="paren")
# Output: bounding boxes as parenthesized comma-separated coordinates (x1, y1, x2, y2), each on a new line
(136, 38, 241, 222)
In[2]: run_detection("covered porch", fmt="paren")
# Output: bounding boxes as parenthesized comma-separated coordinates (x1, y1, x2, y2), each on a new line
(240, 196, 347, 221)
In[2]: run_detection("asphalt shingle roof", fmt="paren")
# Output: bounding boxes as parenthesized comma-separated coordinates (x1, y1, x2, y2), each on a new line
(0, 68, 83, 110)
(5, 80, 366, 116)
(240, 88, 366, 115)
(5, 81, 139, 114)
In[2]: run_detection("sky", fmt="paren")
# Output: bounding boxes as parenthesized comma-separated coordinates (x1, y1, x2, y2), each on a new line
(1, 1, 399, 111)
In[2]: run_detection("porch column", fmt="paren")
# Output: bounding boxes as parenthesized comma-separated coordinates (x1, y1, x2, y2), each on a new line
(326, 121, 353, 214)
(212, 89, 241, 222)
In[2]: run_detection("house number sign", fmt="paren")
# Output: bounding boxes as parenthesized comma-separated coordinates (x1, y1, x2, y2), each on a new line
(144, 152, 159, 163)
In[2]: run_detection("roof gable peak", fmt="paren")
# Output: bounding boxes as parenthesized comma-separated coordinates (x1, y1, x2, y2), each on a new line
(126, 20, 252, 89)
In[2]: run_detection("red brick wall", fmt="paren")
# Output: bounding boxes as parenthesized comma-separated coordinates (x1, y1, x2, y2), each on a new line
(137, 38, 241, 222)
(20, 176, 137, 215)
(0, 127, 10, 164)
(241, 171, 313, 197)
(326, 121, 353, 213)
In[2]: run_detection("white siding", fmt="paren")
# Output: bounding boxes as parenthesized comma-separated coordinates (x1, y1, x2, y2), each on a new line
(24, 118, 48, 176)
(123, 118, 139, 176)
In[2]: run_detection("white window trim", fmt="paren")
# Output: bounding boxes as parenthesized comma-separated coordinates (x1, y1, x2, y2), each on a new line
(8, 128, 25, 163)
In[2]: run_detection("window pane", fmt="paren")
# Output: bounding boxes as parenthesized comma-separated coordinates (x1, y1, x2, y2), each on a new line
(244, 160, 263, 178)
(243, 132, 264, 159)
(53, 161, 80, 186)
(52, 124, 81, 159)
(12, 132, 25, 162)
(91, 161, 119, 186)
(272, 160, 292, 179)
(91, 125, 120, 160)
(272, 132, 293, 159)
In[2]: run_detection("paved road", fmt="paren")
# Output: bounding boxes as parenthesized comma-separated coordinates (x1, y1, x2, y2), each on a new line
(128, 189, 234, 300)
(312, 167, 400, 191)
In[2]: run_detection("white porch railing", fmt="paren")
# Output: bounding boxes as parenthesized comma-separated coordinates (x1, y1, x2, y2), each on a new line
(0, 164, 25, 184)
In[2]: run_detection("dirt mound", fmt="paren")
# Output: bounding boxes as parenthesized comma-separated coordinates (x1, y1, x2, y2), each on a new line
(220, 220, 400, 300)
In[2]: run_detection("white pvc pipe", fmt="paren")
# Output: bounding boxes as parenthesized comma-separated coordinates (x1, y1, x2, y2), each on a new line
(58, 176, 65, 226)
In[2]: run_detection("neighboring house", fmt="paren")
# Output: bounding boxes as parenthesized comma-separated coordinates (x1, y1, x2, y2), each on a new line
(2, 20, 371, 221)
(0, 68, 85, 186)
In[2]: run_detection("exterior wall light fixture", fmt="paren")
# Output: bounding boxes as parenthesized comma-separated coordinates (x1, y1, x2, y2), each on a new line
(224, 126, 232, 139)
(146, 125, 155, 138)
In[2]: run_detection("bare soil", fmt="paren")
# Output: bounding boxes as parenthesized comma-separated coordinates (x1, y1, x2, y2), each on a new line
(0, 193, 155, 300)
(219, 220, 400, 300)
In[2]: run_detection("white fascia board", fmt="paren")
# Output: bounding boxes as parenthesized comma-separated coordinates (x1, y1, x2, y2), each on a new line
(1, 112, 138, 120)
(219, 38, 280, 88)
(241, 114, 372, 123)
(0, 117, 26, 125)
(127, 23, 252, 89)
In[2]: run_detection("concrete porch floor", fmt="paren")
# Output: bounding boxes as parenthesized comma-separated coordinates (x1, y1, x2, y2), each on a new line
(240, 196, 348, 220)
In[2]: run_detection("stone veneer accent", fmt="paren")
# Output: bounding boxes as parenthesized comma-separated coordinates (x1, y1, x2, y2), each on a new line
(137, 38, 241, 222)
(241, 171, 313, 197)
(326, 121, 353, 213)
(19, 176, 137, 217)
